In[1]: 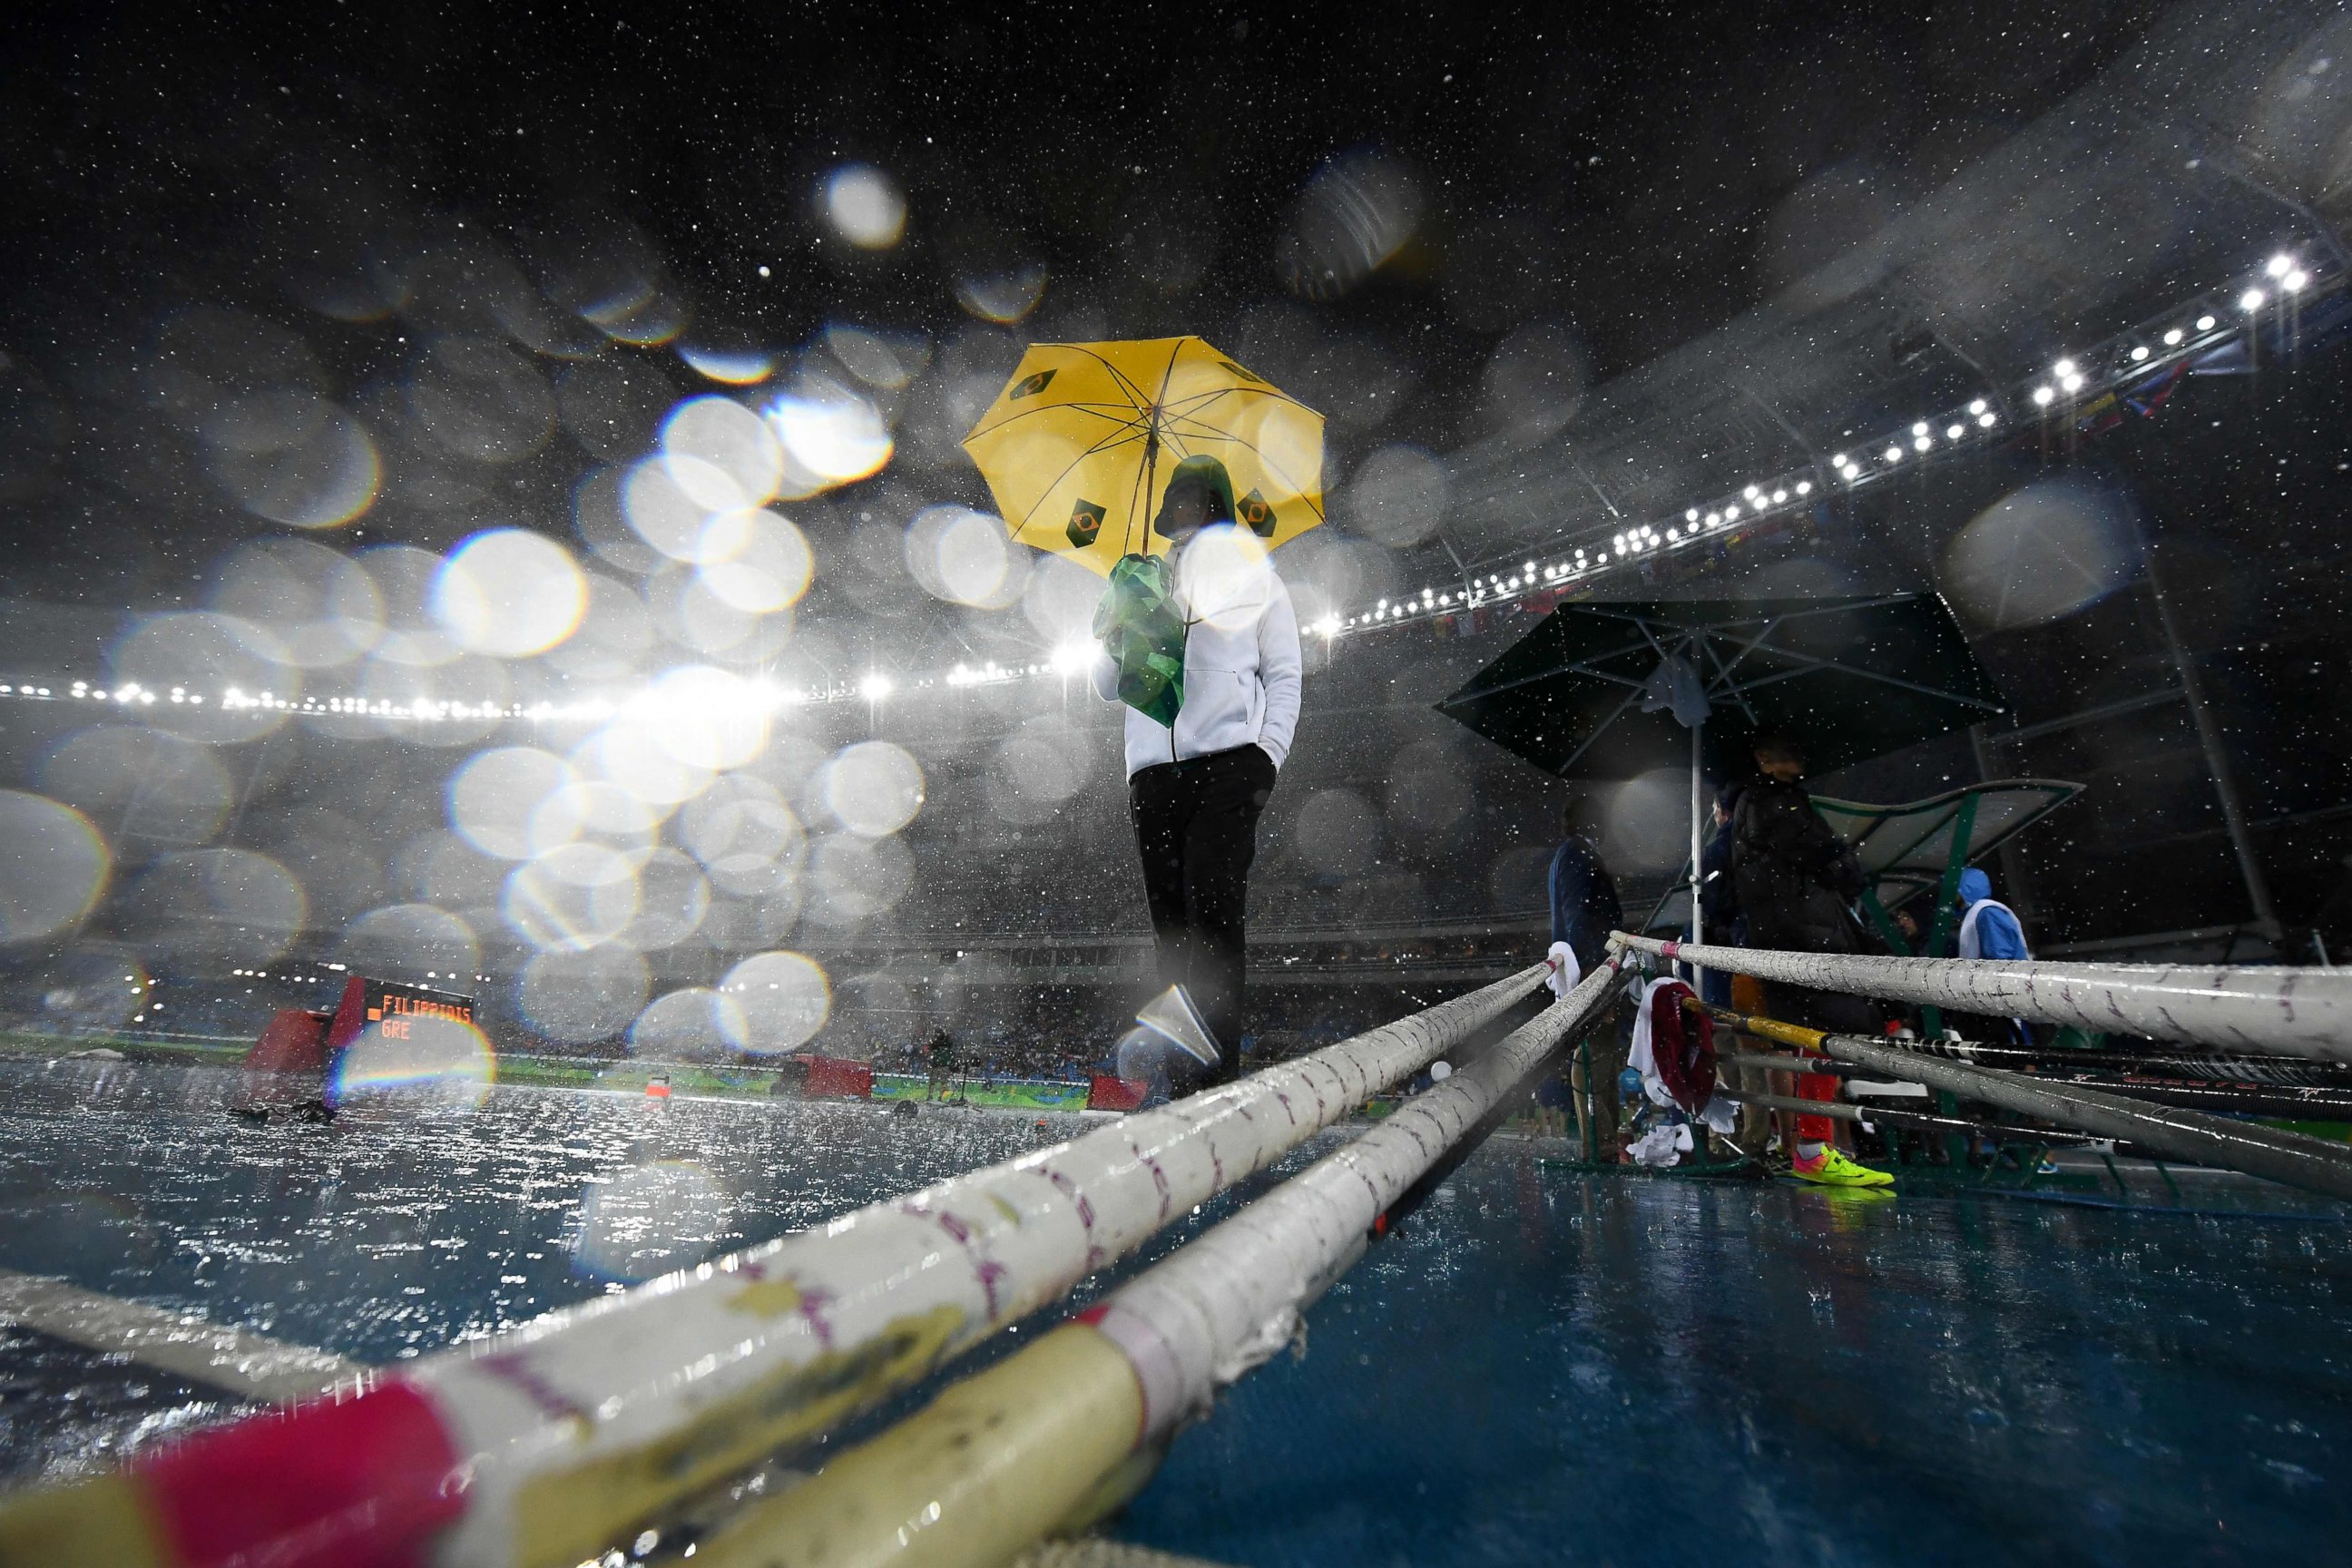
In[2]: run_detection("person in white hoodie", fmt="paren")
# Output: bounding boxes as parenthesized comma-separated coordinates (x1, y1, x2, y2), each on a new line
(1092, 454, 1303, 1085)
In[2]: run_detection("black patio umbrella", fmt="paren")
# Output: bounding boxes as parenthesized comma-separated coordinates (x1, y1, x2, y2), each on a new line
(1435, 593, 2006, 944)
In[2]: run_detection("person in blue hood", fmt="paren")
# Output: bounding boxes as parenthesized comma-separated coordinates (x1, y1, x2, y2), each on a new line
(1952, 867, 2034, 1047)
(1954, 867, 2030, 962)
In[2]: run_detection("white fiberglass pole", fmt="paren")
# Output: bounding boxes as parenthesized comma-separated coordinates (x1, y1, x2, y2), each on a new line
(689, 955, 1629, 1568)
(1611, 932, 2352, 1063)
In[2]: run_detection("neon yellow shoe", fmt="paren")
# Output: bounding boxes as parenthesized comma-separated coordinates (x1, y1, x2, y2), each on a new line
(1791, 1147, 1895, 1188)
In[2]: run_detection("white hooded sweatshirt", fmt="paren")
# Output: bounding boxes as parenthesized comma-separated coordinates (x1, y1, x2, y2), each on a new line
(1090, 524, 1304, 778)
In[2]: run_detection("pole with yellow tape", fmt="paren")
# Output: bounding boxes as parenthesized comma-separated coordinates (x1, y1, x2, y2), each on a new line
(686, 956, 1625, 1568)
(1684, 987, 2352, 1200)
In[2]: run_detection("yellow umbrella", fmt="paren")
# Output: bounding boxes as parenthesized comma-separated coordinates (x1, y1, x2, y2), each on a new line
(960, 336, 1326, 578)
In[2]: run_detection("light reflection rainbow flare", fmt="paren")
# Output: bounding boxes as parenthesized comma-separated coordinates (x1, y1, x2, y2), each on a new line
(326, 1014, 496, 1113)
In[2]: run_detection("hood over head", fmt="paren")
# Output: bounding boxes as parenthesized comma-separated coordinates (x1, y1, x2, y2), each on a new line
(1153, 454, 1238, 535)
(1956, 867, 1994, 907)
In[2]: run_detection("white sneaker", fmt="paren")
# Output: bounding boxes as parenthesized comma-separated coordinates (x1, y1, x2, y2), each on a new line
(1135, 985, 1221, 1068)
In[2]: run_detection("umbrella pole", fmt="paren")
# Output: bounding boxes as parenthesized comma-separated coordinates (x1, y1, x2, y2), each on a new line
(1129, 426, 1161, 558)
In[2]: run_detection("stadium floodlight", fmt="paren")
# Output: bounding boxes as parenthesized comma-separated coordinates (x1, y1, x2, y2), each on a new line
(859, 672, 894, 701)
(2266, 253, 2293, 279)
(2240, 289, 2266, 311)
(2032, 386, 2054, 406)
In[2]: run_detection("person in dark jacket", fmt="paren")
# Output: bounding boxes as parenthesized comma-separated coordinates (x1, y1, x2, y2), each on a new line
(1548, 808, 1623, 975)
(1697, 782, 1745, 980)
(1729, 734, 1890, 1188)
(1548, 808, 1626, 1154)
(1699, 781, 1774, 1153)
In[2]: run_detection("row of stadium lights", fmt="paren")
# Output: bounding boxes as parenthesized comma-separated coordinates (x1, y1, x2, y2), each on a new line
(1332, 248, 2327, 637)
(230, 964, 493, 983)
(4, 252, 2322, 720)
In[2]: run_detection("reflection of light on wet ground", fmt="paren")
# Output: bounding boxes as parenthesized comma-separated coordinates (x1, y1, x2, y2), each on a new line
(0, 1060, 1097, 1372)
(571, 1159, 730, 1283)
(326, 1016, 495, 1114)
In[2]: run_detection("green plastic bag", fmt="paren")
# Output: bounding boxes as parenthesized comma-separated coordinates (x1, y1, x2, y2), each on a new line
(1093, 552, 1186, 727)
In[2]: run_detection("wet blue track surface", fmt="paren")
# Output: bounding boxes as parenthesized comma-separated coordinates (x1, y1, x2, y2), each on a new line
(1119, 1161, 2352, 1567)
(5, 1056, 2351, 1563)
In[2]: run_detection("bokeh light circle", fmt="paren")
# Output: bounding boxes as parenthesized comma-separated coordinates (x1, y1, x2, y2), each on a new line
(662, 395, 783, 512)
(431, 529, 588, 656)
(629, 986, 749, 1058)
(821, 741, 925, 838)
(1942, 476, 2141, 631)
(503, 842, 641, 952)
(0, 791, 111, 945)
(449, 747, 577, 861)
(517, 946, 651, 1045)
(695, 509, 814, 612)
(823, 163, 906, 250)
(720, 951, 831, 1054)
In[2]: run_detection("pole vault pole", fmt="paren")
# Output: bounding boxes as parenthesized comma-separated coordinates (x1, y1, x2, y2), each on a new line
(1690, 994, 2352, 1201)
(687, 956, 1628, 1568)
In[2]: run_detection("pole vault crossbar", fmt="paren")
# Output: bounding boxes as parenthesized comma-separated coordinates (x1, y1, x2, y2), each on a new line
(685, 956, 1630, 1568)
(1611, 931, 2352, 1063)
(0, 964, 1560, 1568)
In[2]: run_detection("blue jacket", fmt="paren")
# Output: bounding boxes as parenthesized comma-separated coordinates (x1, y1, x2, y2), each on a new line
(1956, 868, 2029, 960)
(1549, 837, 1623, 975)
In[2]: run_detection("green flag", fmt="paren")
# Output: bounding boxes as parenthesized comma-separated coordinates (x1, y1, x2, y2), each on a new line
(1093, 553, 1186, 727)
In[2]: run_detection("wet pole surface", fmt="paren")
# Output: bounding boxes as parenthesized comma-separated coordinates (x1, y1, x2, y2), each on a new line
(1612, 933, 2352, 1062)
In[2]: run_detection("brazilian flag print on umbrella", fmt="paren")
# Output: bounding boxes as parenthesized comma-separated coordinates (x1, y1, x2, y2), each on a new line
(961, 337, 1327, 578)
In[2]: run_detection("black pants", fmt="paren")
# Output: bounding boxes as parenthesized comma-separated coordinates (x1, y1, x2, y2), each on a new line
(1129, 744, 1277, 1084)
